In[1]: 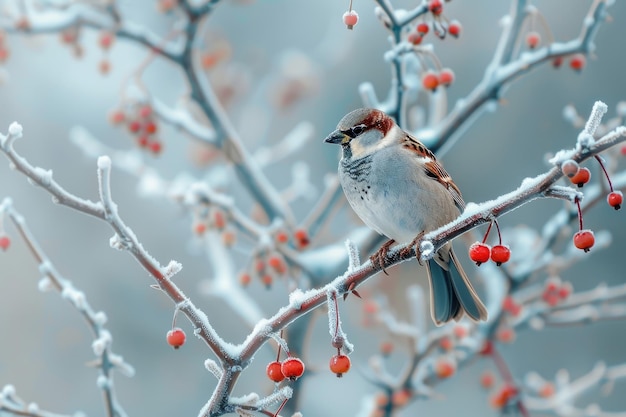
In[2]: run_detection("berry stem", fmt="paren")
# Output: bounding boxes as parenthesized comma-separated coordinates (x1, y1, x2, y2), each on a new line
(490, 345, 530, 417)
(594, 155, 615, 192)
(276, 329, 283, 362)
(348, 0, 353, 12)
(576, 197, 584, 231)
(482, 221, 493, 244)
(272, 399, 289, 417)
(493, 220, 503, 245)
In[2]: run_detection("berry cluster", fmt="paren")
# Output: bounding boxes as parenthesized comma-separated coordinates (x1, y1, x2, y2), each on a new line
(420, 68, 455, 91)
(407, 0, 461, 45)
(468, 221, 511, 266)
(541, 278, 572, 306)
(108, 103, 163, 155)
(192, 207, 237, 247)
(266, 356, 305, 382)
(562, 155, 623, 252)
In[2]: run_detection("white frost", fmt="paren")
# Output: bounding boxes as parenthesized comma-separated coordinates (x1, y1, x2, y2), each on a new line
(97, 155, 112, 170)
(38, 276, 54, 292)
(96, 375, 110, 389)
(8, 122, 23, 137)
(419, 240, 434, 260)
(93, 311, 108, 326)
(204, 359, 223, 379)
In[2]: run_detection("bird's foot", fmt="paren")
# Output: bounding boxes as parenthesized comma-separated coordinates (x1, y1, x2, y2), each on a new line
(370, 239, 395, 275)
(398, 231, 425, 266)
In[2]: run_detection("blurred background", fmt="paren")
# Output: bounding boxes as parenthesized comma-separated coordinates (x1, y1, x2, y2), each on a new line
(1, 0, 625, 416)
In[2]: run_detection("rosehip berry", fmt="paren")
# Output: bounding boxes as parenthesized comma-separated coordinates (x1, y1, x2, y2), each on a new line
(143, 120, 158, 135)
(407, 32, 423, 45)
(573, 229, 594, 252)
(108, 109, 125, 125)
(526, 31, 540, 49)
(266, 361, 285, 383)
(268, 255, 287, 274)
(438, 68, 455, 87)
(138, 105, 153, 119)
(343, 10, 359, 30)
(569, 54, 586, 71)
(607, 191, 623, 210)
(281, 357, 305, 380)
(490, 245, 511, 266)
(149, 141, 163, 155)
(0, 235, 11, 251)
(166, 328, 186, 349)
(435, 360, 456, 379)
(417, 22, 429, 35)
(447, 20, 462, 38)
(561, 159, 580, 178)
(128, 120, 141, 133)
(429, 0, 443, 16)
(329, 354, 351, 377)
(469, 242, 491, 266)
(99, 31, 114, 50)
(570, 167, 590, 187)
(294, 228, 310, 249)
(422, 71, 439, 91)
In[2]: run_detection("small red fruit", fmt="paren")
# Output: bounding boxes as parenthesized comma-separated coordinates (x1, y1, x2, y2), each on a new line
(149, 141, 163, 155)
(329, 354, 351, 377)
(422, 71, 439, 91)
(429, 0, 443, 16)
(266, 361, 285, 382)
(0, 235, 11, 251)
(573, 229, 594, 252)
(166, 328, 186, 349)
(128, 120, 141, 133)
(294, 228, 310, 249)
(447, 20, 462, 38)
(417, 22, 429, 35)
(569, 54, 586, 71)
(607, 191, 623, 210)
(281, 357, 305, 380)
(108, 109, 126, 125)
(438, 68, 455, 87)
(137, 135, 150, 148)
(275, 230, 290, 244)
(490, 245, 511, 266)
(138, 105, 153, 119)
(552, 56, 563, 68)
(526, 31, 540, 49)
(435, 360, 456, 379)
(99, 31, 114, 50)
(469, 242, 491, 266)
(407, 32, 423, 45)
(561, 159, 580, 178)
(480, 371, 495, 389)
(144, 120, 158, 135)
(239, 273, 251, 286)
(343, 10, 359, 29)
(570, 167, 590, 187)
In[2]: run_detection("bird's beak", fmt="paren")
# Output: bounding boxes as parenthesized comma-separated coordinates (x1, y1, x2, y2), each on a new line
(324, 130, 349, 145)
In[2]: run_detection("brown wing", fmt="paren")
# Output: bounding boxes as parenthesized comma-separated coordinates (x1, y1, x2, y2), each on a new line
(401, 133, 466, 212)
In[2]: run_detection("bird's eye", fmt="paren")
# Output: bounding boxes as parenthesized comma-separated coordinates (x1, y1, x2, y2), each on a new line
(350, 125, 365, 137)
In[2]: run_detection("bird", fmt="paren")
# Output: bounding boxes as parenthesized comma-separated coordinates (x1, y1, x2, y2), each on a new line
(324, 108, 488, 325)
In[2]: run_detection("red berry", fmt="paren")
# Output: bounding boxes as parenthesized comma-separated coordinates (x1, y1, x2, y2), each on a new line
(281, 357, 305, 380)
(573, 229, 594, 252)
(99, 31, 114, 50)
(422, 71, 439, 91)
(569, 54, 586, 71)
(294, 228, 310, 249)
(213, 210, 226, 229)
(480, 371, 495, 389)
(329, 354, 351, 377)
(128, 120, 141, 133)
(607, 191, 623, 210)
(429, 0, 443, 16)
(438, 68, 455, 87)
(561, 159, 580, 178)
(435, 359, 455, 379)
(417, 22, 429, 34)
(108, 109, 126, 125)
(267, 254, 287, 274)
(261, 274, 273, 288)
(469, 242, 491, 266)
(166, 328, 186, 349)
(275, 230, 289, 244)
(149, 141, 163, 155)
(138, 105, 153, 119)
(266, 361, 285, 382)
(137, 135, 150, 148)
(144, 121, 158, 135)
(490, 384, 518, 408)
(343, 10, 359, 29)
(239, 273, 251, 286)
(447, 20, 462, 38)
(99, 60, 111, 75)
(0, 235, 10, 251)
(539, 383, 555, 398)
(380, 341, 394, 355)
(490, 245, 510, 266)
(552, 56, 563, 68)
(570, 167, 590, 187)
(526, 31, 540, 49)
(407, 32, 423, 45)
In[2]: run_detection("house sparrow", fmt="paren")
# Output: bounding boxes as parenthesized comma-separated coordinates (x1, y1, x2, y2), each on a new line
(325, 108, 487, 325)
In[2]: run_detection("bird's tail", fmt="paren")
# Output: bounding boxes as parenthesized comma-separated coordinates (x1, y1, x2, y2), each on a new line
(426, 248, 488, 326)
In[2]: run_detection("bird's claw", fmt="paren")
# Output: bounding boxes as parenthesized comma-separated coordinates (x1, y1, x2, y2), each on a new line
(370, 239, 395, 275)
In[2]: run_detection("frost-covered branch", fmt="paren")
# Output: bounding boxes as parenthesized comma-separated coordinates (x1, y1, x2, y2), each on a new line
(0, 198, 132, 417)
